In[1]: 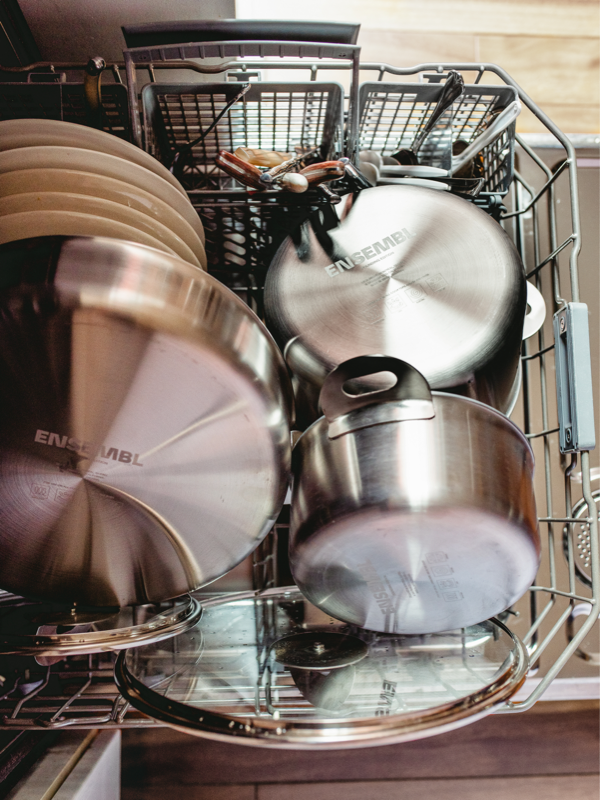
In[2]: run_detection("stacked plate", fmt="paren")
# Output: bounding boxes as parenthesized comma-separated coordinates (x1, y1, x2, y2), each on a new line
(0, 119, 207, 269)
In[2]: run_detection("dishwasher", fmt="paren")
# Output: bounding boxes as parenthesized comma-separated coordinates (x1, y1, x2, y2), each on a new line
(0, 21, 596, 752)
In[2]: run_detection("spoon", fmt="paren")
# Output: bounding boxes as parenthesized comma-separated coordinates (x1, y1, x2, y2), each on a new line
(392, 70, 464, 165)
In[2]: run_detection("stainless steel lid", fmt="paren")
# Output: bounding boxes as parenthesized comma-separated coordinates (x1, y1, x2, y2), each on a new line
(264, 185, 525, 404)
(115, 587, 528, 749)
(0, 592, 201, 657)
(0, 236, 293, 607)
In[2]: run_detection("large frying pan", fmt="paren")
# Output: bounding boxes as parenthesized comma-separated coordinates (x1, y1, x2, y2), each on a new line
(0, 236, 293, 608)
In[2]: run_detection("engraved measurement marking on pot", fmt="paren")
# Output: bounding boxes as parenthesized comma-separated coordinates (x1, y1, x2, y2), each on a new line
(356, 560, 398, 615)
(323, 228, 416, 277)
(443, 590, 464, 602)
(34, 429, 144, 466)
(426, 551, 448, 564)
(29, 480, 102, 502)
(421, 561, 441, 598)
(437, 578, 458, 589)
(398, 571, 418, 598)
(422, 553, 464, 602)
(30, 483, 49, 500)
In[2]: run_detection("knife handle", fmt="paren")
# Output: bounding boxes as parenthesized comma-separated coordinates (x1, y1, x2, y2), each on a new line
(300, 161, 346, 185)
(215, 150, 265, 190)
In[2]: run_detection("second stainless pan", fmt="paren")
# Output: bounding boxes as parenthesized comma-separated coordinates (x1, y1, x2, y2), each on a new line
(264, 184, 527, 414)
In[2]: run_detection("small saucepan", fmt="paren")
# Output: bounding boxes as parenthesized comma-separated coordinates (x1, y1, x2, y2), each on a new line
(290, 355, 541, 635)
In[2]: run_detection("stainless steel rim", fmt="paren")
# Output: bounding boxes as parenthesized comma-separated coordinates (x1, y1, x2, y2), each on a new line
(294, 389, 534, 454)
(0, 595, 202, 656)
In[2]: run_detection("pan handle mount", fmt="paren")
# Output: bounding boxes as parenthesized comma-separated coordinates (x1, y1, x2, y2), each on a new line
(320, 355, 435, 439)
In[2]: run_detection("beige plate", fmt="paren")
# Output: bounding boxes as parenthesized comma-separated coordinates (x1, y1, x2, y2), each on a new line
(0, 209, 178, 255)
(0, 192, 201, 268)
(0, 119, 188, 199)
(0, 168, 205, 256)
(0, 146, 205, 247)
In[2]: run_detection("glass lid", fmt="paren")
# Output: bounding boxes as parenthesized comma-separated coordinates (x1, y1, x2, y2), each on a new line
(0, 592, 201, 656)
(115, 587, 528, 748)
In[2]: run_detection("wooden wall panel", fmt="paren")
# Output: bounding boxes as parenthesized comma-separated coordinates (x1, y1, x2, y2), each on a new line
(237, 0, 599, 38)
(358, 30, 477, 69)
(238, 0, 600, 132)
(516, 103, 600, 133)
(478, 36, 599, 106)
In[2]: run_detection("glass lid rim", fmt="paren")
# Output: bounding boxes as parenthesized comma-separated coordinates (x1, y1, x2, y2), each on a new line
(114, 587, 529, 743)
(0, 595, 201, 655)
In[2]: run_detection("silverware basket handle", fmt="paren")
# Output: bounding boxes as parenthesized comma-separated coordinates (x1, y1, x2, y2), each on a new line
(122, 20, 360, 48)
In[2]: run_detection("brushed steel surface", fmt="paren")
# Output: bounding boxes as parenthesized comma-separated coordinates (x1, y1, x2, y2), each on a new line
(264, 185, 526, 413)
(0, 236, 293, 607)
(291, 391, 540, 635)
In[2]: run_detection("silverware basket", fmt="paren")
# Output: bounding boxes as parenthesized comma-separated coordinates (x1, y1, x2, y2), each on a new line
(142, 81, 344, 190)
(120, 27, 360, 295)
(186, 189, 333, 306)
(358, 81, 517, 195)
(141, 78, 345, 290)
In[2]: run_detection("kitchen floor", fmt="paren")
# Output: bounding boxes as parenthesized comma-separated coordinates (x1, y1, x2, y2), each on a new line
(121, 700, 599, 799)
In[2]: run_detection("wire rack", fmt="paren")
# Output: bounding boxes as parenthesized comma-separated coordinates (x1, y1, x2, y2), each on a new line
(0, 652, 146, 730)
(358, 81, 516, 194)
(353, 61, 598, 713)
(142, 78, 345, 297)
(499, 129, 598, 711)
(0, 64, 130, 139)
(0, 51, 596, 730)
(142, 81, 344, 191)
(125, 41, 358, 301)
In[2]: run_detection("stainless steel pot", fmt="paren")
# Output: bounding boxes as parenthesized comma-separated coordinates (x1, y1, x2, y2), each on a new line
(0, 236, 293, 607)
(264, 184, 527, 414)
(290, 356, 540, 635)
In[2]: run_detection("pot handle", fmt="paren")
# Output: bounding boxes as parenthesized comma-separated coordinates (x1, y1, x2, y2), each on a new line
(320, 355, 435, 438)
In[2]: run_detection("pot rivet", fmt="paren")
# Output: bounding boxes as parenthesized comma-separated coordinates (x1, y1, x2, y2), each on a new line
(560, 316, 566, 333)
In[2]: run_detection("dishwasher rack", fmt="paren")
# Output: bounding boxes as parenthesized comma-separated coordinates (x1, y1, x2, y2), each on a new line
(0, 58, 130, 138)
(0, 45, 596, 730)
